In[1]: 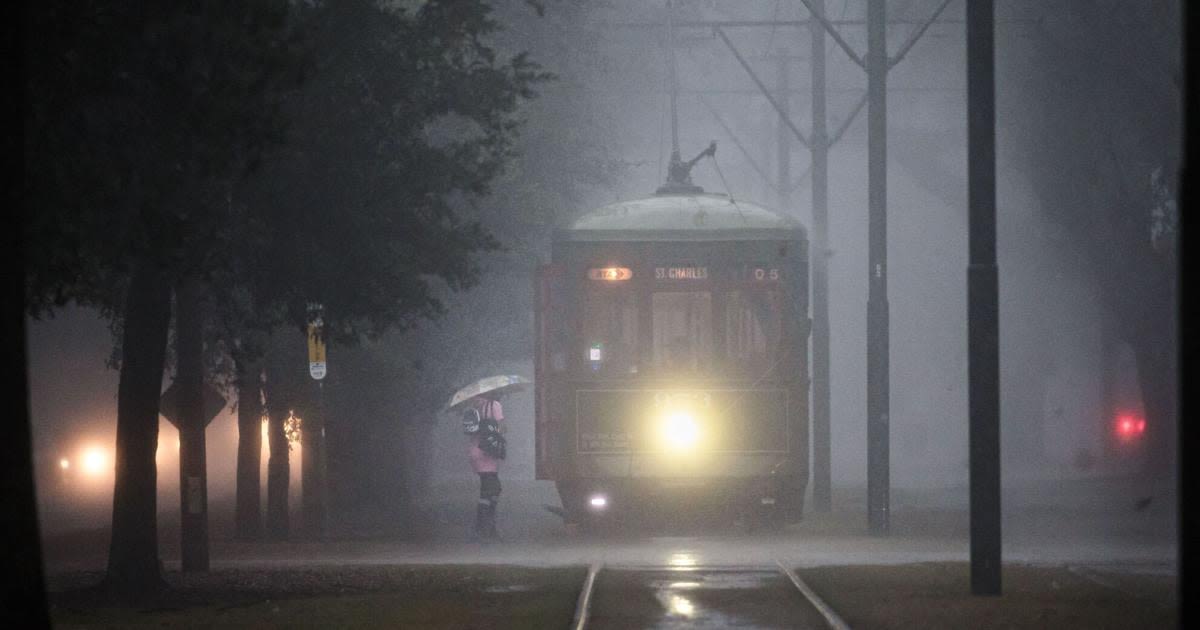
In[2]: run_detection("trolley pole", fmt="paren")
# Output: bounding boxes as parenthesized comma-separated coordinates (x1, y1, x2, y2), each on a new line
(809, 0, 832, 514)
(866, 0, 890, 536)
(966, 0, 1001, 595)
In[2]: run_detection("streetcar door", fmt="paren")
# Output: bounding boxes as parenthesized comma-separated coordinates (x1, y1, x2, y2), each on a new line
(534, 263, 568, 479)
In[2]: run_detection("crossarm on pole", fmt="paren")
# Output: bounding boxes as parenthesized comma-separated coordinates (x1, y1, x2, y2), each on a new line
(714, 27, 810, 148)
(796, 0, 865, 68)
(789, 162, 814, 194)
(889, 0, 956, 70)
(829, 92, 868, 147)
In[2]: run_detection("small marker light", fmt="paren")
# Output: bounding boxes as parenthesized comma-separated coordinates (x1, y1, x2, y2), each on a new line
(588, 267, 632, 282)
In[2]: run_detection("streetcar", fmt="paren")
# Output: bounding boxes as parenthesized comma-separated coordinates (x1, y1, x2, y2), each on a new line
(534, 159, 811, 528)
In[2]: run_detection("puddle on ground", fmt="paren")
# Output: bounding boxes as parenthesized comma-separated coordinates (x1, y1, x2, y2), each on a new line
(646, 570, 808, 629)
(480, 584, 536, 593)
(590, 568, 827, 629)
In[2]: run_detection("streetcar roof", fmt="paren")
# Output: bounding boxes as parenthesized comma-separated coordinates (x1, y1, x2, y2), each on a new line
(558, 193, 806, 242)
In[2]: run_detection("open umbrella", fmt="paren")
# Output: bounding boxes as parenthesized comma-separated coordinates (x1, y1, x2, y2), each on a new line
(446, 375, 531, 411)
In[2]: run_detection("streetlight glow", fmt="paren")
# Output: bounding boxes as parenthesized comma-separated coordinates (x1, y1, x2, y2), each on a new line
(81, 447, 107, 476)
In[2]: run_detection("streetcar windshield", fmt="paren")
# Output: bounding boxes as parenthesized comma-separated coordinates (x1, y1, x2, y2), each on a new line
(652, 291, 713, 375)
(580, 286, 639, 376)
(724, 289, 783, 377)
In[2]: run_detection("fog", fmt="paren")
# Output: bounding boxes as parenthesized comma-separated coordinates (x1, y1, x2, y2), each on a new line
(27, 0, 1176, 570)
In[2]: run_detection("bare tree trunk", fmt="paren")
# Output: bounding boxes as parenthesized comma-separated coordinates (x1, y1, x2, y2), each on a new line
(6, 177, 50, 624)
(1131, 326, 1177, 480)
(266, 400, 290, 541)
(175, 279, 209, 572)
(105, 261, 172, 597)
(234, 361, 263, 540)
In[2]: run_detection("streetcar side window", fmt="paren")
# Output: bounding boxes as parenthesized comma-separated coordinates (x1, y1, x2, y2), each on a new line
(651, 291, 713, 375)
(724, 289, 782, 377)
(580, 286, 639, 376)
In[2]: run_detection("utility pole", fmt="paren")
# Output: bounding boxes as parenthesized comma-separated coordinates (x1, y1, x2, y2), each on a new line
(809, 0, 832, 514)
(667, 0, 680, 158)
(776, 55, 791, 216)
(967, 0, 1001, 595)
(656, 3, 957, 531)
(866, 0, 890, 536)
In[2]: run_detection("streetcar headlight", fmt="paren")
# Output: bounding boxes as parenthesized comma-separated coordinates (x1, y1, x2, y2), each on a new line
(660, 410, 699, 451)
(589, 494, 608, 510)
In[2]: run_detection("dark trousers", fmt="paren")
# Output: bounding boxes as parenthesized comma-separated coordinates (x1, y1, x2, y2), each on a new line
(476, 473, 501, 539)
(479, 472, 501, 500)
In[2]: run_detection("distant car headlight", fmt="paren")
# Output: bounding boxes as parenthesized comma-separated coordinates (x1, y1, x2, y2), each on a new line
(589, 494, 608, 510)
(81, 446, 108, 477)
(660, 410, 700, 451)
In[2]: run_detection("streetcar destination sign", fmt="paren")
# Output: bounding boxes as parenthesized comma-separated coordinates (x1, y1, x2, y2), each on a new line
(655, 266, 708, 280)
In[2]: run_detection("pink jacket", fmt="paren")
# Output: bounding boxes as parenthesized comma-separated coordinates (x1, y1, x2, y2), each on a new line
(468, 399, 503, 473)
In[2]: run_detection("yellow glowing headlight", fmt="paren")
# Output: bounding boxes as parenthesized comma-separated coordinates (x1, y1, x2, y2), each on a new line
(660, 410, 700, 451)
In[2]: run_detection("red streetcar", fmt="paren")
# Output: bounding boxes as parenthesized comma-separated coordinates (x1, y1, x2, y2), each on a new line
(534, 184, 811, 528)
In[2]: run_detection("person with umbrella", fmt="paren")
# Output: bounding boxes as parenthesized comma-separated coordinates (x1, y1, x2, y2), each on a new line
(449, 375, 529, 542)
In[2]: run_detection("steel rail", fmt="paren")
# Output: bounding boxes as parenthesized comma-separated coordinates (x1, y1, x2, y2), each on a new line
(776, 561, 852, 630)
(570, 562, 602, 630)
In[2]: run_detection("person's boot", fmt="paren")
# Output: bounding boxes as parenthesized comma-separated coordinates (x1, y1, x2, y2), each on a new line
(484, 499, 501, 542)
(473, 500, 489, 541)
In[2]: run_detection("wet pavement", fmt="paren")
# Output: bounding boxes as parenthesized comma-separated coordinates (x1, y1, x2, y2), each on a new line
(588, 564, 829, 629)
(42, 478, 1177, 581)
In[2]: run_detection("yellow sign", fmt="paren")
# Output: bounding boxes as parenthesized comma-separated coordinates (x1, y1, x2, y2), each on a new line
(308, 323, 326, 380)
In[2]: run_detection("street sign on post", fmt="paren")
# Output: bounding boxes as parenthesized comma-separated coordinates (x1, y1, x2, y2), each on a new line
(303, 302, 328, 538)
(307, 303, 326, 380)
(160, 382, 227, 427)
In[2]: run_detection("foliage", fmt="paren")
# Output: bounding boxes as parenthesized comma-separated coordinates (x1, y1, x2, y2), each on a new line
(1002, 0, 1179, 471)
(223, 0, 552, 351)
(25, 1, 304, 315)
(317, 0, 632, 523)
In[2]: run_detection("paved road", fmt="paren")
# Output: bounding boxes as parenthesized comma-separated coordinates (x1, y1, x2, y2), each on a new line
(42, 477, 1176, 580)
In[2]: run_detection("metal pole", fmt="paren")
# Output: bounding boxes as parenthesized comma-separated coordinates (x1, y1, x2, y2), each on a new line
(777, 55, 791, 214)
(967, 0, 1001, 595)
(1180, 1, 1195, 618)
(810, 0, 832, 514)
(667, 0, 679, 156)
(302, 381, 328, 539)
(866, 0, 890, 536)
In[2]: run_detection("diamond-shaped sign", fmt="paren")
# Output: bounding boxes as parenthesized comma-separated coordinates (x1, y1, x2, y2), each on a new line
(160, 382, 227, 427)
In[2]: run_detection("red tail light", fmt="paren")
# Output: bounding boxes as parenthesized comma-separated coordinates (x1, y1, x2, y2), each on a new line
(1115, 413, 1145, 441)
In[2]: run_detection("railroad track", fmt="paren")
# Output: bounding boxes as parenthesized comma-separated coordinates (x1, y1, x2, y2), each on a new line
(571, 560, 850, 629)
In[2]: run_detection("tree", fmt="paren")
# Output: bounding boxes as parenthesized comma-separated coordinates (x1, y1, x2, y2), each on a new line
(1003, 0, 1180, 476)
(25, 0, 303, 595)
(315, 0, 631, 532)
(7, 4, 50, 622)
(27, 0, 548, 595)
